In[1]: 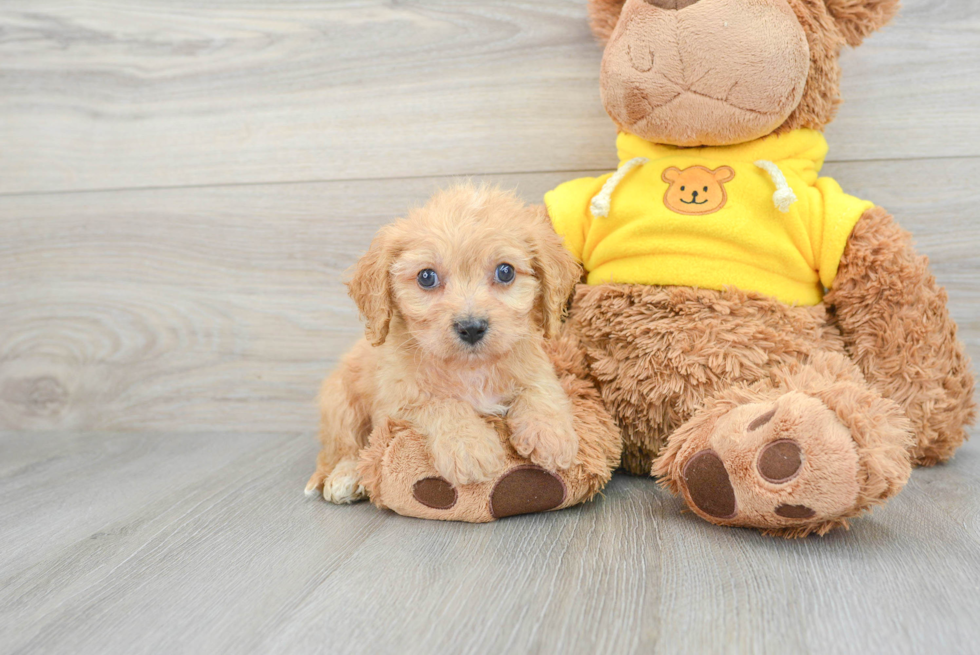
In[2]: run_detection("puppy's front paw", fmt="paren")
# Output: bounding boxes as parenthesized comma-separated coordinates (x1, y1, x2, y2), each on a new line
(430, 424, 507, 486)
(509, 415, 579, 471)
(321, 459, 367, 504)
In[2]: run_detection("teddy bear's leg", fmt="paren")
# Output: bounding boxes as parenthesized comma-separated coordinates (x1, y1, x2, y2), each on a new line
(653, 351, 914, 537)
(356, 330, 622, 522)
(827, 207, 977, 465)
(569, 283, 849, 476)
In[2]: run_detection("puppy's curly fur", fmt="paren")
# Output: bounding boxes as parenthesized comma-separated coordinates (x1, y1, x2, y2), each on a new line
(306, 184, 583, 503)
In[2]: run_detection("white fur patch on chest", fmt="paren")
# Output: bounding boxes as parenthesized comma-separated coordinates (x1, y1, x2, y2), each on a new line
(453, 369, 510, 416)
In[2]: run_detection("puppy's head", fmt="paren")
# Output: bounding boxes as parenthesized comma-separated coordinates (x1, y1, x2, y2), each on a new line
(347, 184, 581, 361)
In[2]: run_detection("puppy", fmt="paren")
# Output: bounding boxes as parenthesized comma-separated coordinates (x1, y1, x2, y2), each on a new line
(306, 184, 583, 503)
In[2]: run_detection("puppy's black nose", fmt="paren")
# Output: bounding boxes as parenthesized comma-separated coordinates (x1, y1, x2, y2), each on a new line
(454, 318, 489, 345)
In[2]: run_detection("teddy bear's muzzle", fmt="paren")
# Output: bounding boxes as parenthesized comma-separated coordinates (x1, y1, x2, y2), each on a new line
(601, 0, 812, 146)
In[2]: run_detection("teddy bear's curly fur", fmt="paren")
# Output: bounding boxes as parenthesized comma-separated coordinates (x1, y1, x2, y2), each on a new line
(552, 0, 975, 536)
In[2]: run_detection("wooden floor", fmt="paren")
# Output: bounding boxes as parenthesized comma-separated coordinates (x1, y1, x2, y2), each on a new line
(1, 1, 978, 653)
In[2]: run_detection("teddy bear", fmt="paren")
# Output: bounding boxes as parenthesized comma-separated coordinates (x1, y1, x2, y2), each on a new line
(543, 0, 976, 536)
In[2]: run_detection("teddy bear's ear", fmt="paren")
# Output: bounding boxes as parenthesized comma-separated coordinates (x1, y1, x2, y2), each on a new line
(824, 0, 900, 47)
(588, 0, 629, 43)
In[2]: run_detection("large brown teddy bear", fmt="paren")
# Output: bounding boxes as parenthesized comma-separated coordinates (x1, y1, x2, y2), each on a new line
(545, 0, 976, 536)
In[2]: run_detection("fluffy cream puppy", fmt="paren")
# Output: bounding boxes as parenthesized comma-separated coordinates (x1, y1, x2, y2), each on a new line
(306, 184, 583, 503)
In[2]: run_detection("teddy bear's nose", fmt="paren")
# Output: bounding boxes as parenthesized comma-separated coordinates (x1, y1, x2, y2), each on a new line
(644, 0, 701, 10)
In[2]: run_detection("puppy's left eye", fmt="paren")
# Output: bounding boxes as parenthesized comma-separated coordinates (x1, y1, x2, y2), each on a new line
(494, 263, 516, 285)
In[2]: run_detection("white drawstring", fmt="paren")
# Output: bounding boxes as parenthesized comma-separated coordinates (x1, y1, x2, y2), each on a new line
(590, 157, 648, 218)
(755, 160, 798, 213)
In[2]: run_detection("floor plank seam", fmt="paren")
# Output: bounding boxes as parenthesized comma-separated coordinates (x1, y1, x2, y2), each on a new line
(3, 154, 979, 199)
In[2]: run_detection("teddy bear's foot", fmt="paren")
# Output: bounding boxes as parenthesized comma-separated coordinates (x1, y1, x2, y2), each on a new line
(654, 353, 914, 537)
(357, 418, 604, 522)
(410, 465, 568, 519)
(667, 393, 863, 532)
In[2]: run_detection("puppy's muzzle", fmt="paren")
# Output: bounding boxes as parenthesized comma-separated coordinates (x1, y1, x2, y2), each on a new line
(454, 317, 489, 345)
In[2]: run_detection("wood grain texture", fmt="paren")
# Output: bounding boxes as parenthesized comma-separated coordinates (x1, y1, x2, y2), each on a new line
(1, 0, 979, 195)
(1, 429, 978, 655)
(1, 160, 978, 433)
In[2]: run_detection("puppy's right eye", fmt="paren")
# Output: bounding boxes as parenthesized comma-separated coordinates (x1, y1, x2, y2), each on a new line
(417, 269, 439, 289)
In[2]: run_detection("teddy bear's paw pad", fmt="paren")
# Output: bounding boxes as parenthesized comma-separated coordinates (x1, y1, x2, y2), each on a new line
(756, 439, 803, 483)
(747, 408, 776, 431)
(489, 466, 566, 519)
(683, 450, 737, 519)
(775, 504, 816, 519)
(412, 477, 458, 510)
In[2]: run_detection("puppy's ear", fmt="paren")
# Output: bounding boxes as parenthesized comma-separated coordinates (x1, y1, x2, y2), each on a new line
(824, 0, 899, 46)
(589, 0, 629, 43)
(347, 226, 397, 346)
(530, 206, 584, 340)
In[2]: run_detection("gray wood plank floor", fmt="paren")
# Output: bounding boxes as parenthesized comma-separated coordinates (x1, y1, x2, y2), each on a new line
(3, 431, 979, 654)
(1, 1, 978, 653)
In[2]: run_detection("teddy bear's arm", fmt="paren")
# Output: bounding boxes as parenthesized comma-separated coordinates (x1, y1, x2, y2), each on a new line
(826, 207, 976, 465)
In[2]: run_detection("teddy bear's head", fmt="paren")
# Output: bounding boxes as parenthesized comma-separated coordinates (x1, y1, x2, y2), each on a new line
(589, 0, 898, 147)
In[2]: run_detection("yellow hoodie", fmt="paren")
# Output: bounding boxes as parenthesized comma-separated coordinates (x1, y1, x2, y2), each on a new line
(544, 129, 873, 306)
